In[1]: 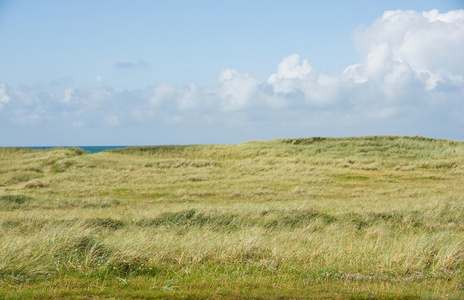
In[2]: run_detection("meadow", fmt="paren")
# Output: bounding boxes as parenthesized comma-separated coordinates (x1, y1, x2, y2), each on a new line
(0, 136, 463, 299)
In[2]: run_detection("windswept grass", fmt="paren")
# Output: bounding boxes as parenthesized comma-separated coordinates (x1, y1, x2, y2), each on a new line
(1, 136, 464, 299)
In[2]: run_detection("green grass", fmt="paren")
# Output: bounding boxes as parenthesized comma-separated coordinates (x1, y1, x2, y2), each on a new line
(1, 136, 464, 299)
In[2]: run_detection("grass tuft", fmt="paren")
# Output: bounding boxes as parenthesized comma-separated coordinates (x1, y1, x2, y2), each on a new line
(85, 218, 125, 230)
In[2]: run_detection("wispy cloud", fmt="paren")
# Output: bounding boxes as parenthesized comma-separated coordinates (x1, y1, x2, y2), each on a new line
(0, 84, 10, 109)
(114, 60, 151, 70)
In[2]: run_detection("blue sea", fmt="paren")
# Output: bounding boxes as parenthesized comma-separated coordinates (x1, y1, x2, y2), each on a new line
(29, 146, 129, 153)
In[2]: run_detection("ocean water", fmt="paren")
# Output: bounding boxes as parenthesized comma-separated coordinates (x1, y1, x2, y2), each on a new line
(29, 146, 129, 153)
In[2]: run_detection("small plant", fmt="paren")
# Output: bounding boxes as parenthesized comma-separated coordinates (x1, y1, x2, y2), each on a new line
(50, 157, 79, 173)
(0, 194, 34, 209)
(0, 194, 31, 204)
(53, 236, 113, 267)
(86, 218, 125, 230)
(2, 220, 22, 229)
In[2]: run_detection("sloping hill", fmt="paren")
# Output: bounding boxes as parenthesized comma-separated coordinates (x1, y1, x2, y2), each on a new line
(0, 136, 463, 299)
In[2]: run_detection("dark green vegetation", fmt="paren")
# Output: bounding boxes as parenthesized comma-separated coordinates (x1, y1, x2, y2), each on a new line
(0, 136, 464, 299)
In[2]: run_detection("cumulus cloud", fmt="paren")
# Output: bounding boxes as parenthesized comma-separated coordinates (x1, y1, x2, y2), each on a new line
(268, 54, 313, 89)
(266, 54, 343, 106)
(1, 9, 464, 144)
(349, 9, 464, 94)
(218, 68, 258, 111)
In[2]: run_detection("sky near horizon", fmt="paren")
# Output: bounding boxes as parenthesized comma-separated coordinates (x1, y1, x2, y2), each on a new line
(0, 0, 463, 146)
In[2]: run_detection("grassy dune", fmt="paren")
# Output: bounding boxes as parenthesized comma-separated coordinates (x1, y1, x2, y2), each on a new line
(0, 136, 464, 299)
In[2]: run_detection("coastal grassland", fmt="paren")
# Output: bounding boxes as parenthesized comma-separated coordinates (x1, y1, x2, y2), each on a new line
(0, 136, 464, 299)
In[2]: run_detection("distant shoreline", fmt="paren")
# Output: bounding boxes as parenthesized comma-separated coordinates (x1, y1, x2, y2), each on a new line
(28, 146, 129, 153)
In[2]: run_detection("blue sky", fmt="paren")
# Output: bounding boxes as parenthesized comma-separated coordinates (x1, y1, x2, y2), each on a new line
(0, 0, 463, 146)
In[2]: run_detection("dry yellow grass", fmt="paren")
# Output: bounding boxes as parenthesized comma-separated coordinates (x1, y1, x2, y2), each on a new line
(0, 136, 463, 299)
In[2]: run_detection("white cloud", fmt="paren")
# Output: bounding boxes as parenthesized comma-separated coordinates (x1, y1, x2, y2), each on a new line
(149, 83, 177, 107)
(218, 68, 258, 111)
(0, 84, 10, 109)
(62, 88, 74, 103)
(350, 9, 464, 91)
(269, 54, 313, 81)
(147, 82, 208, 111)
(268, 54, 314, 94)
(65, 87, 117, 109)
(342, 64, 367, 83)
(176, 83, 198, 111)
(1, 9, 464, 144)
(267, 55, 341, 106)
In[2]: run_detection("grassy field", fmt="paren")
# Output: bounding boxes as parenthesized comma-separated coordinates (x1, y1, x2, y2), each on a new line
(1, 136, 464, 299)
